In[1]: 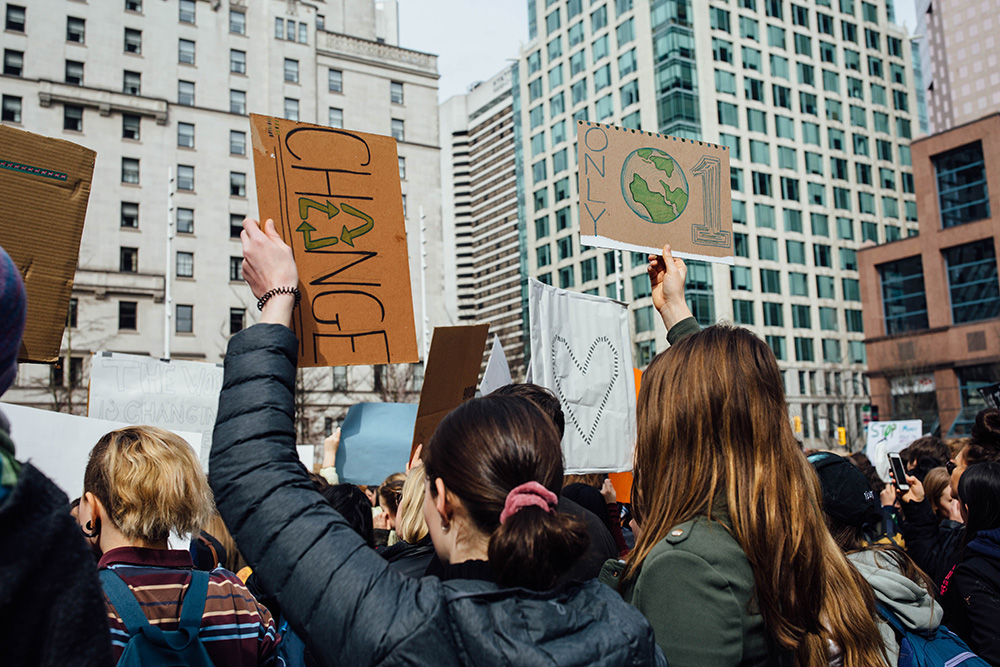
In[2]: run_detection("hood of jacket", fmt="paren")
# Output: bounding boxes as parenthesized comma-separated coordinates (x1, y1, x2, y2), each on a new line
(435, 579, 664, 667)
(847, 549, 943, 633)
(967, 527, 1000, 560)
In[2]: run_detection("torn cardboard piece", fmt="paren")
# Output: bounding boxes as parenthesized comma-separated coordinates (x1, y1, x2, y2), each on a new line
(0, 125, 95, 363)
(576, 121, 733, 265)
(336, 402, 418, 485)
(411, 324, 489, 454)
(249, 114, 418, 368)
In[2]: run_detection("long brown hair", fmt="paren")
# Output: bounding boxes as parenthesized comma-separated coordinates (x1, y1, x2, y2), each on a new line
(423, 395, 588, 590)
(627, 325, 886, 666)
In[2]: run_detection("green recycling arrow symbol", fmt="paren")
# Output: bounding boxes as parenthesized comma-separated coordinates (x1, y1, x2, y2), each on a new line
(339, 204, 374, 247)
(296, 221, 342, 251)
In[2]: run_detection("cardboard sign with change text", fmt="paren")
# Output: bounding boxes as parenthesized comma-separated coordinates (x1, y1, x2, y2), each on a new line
(0, 125, 95, 363)
(576, 121, 733, 265)
(249, 114, 418, 368)
(411, 324, 489, 456)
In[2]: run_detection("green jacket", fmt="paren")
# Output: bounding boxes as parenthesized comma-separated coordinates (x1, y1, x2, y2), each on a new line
(601, 514, 774, 666)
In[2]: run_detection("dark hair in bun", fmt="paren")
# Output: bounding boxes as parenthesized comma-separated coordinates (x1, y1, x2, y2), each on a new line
(967, 409, 1000, 466)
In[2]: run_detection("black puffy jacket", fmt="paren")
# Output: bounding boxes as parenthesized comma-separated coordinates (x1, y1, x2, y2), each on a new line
(210, 324, 666, 667)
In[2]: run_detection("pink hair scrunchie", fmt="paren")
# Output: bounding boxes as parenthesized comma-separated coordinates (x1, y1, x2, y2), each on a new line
(499, 481, 559, 524)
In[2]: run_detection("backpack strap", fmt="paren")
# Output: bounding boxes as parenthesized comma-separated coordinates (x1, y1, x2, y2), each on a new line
(876, 603, 908, 637)
(99, 569, 154, 636)
(178, 570, 210, 634)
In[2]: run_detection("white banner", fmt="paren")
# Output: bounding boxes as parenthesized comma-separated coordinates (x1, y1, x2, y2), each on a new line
(2, 402, 202, 498)
(88, 352, 224, 467)
(528, 279, 636, 473)
(479, 334, 513, 396)
(866, 419, 923, 482)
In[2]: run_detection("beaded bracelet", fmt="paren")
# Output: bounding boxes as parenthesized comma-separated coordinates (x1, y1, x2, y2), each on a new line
(257, 286, 302, 311)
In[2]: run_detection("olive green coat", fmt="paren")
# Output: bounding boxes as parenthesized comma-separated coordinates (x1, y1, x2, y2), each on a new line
(601, 515, 776, 666)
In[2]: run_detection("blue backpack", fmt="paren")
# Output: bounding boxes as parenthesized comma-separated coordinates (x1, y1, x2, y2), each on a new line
(100, 569, 215, 667)
(878, 603, 989, 667)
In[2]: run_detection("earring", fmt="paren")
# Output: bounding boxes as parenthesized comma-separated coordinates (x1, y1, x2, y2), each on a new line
(441, 520, 450, 534)
(81, 518, 101, 539)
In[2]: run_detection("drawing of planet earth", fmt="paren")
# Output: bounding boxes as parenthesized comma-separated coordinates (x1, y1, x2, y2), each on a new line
(620, 148, 689, 224)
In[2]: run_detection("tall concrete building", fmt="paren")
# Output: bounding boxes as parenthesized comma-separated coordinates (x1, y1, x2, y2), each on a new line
(3, 0, 445, 442)
(915, 0, 1000, 134)
(440, 66, 525, 375)
(515, 0, 919, 448)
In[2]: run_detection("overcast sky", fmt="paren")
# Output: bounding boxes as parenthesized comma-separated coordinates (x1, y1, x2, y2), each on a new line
(398, 0, 917, 103)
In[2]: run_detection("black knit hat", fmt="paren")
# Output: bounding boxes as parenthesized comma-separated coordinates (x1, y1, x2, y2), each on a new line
(808, 452, 881, 528)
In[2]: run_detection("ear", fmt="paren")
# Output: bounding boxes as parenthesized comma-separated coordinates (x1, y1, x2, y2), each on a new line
(434, 477, 451, 524)
(82, 491, 105, 523)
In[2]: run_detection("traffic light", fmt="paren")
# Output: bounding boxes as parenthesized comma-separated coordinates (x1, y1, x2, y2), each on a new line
(837, 427, 847, 446)
(793, 416, 802, 434)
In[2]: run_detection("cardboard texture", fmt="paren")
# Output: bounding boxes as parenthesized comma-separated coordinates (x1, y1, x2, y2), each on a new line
(576, 121, 733, 265)
(528, 279, 636, 474)
(0, 125, 95, 363)
(411, 324, 490, 453)
(336, 402, 418, 485)
(866, 420, 923, 482)
(2, 402, 202, 498)
(249, 114, 418, 368)
(88, 352, 224, 469)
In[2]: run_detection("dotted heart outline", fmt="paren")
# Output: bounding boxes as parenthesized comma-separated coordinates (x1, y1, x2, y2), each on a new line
(551, 335, 621, 447)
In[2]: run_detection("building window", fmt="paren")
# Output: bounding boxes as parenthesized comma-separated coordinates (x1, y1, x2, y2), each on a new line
(176, 207, 193, 234)
(634, 306, 655, 333)
(229, 256, 243, 281)
(329, 107, 343, 128)
(230, 49, 246, 74)
(66, 297, 78, 329)
(944, 240, 1000, 324)
(230, 308, 245, 335)
(230, 172, 246, 197)
(5, 4, 25, 32)
(3, 49, 22, 77)
(284, 58, 299, 83)
(792, 304, 812, 329)
(822, 339, 841, 363)
(177, 165, 194, 191)
(398, 156, 406, 180)
(1, 95, 21, 122)
(176, 305, 193, 333)
(686, 261, 715, 326)
(121, 158, 139, 184)
(391, 119, 404, 141)
(176, 251, 194, 278)
(230, 10, 246, 34)
(178, 38, 195, 65)
(230, 214, 243, 238)
(230, 90, 246, 115)
(63, 105, 83, 132)
(794, 337, 814, 362)
(123, 70, 141, 95)
(178, 80, 194, 106)
(65, 60, 84, 86)
(118, 301, 137, 330)
(124, 28, 142, 54)
(177, 122, 194, 148)
(119, 247, 138, 273)
(284, 98, 298, 121)
(733, 299, 755, 325)
(121, 114, 140, 140)
(331, 366, 349, 391)
(329, 69, 343, 93)
(935, 142, 990, 229)
(179, 0, 195, 24)
(121, 202, 139, 228)
(879, 256, 929, 334)
(66, 16, 85, 43)
(763, 302, 783, 327)
(230, 130, 246, 155)
(390, 81, 404, 104)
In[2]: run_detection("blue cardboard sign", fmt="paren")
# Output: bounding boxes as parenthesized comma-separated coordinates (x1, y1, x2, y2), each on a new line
(335, 402, 418, 485)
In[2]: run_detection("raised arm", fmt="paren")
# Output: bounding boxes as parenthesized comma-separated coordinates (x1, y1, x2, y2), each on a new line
(647, 244, 700, 344)
(210, 219, 442, 666)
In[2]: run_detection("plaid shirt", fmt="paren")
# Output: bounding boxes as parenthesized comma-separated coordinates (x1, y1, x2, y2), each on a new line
(99, 547, 280, 666)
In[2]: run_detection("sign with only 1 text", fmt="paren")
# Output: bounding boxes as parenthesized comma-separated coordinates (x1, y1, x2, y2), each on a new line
(249, 114, 419, 368)
(576, 121, 733, 265)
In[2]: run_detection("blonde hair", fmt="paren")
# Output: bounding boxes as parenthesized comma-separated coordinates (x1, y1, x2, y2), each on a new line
(924, 467, 953, 521)
(84, 426, 214, 544)
(396, 465, 429, 543)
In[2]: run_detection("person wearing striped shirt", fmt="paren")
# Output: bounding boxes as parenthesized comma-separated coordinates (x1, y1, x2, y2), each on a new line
(77, 426, 280, 666)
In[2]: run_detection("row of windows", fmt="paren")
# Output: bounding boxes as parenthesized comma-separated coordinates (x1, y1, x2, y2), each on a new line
(728, 174, 914, 221)
(722, 134, 911, 174)
(731, 266, 861, 301)
(734, 234, 864, 269)
(117, 246, 243, 282)
(4, 2, 219, 35)
(732, 298, 864, 332)
(124, 205, 253, 241)
(879, 239, 1000, 334)
(112, 300, 245, 336)
(716, 102, 912, 141)
(115, 156, 247, 198)
(732, 205, 907, 243)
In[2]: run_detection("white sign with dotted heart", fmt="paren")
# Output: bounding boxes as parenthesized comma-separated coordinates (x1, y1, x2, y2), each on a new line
(528, 279, 636, 473)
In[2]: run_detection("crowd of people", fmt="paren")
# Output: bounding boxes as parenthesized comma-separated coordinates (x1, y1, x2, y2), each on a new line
(1, 223, 1000, 666)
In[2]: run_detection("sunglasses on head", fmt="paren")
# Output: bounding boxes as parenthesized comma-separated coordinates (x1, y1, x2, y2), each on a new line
(946, 461, 957, 475)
